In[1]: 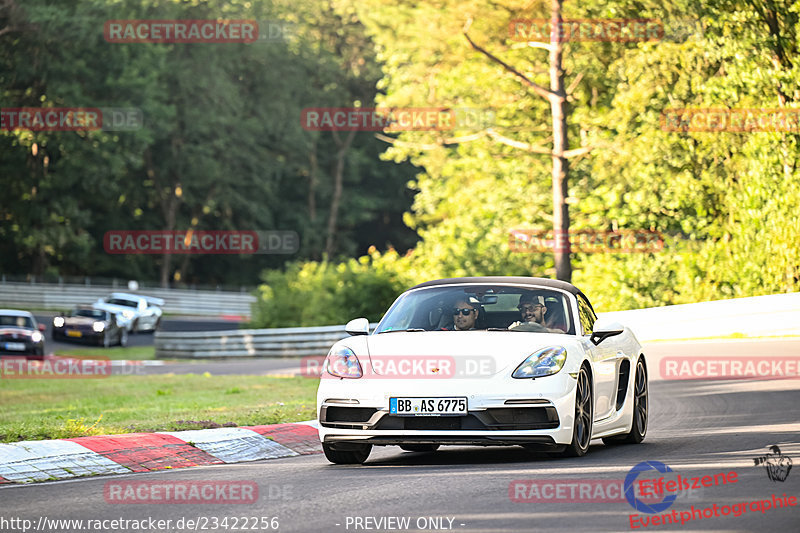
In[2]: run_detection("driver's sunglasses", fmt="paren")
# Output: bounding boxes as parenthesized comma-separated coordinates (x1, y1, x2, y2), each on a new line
(452, 308, 475, 316)
(518, 304, 544, 313)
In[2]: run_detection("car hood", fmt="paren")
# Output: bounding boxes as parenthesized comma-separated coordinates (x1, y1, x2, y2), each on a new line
(357, 330, 576, 377)
(0, 327, 34, 337)
(63, 316, 103, 326)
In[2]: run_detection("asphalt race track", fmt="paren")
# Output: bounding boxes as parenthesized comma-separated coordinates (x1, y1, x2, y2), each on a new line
(1, 340, 798, 533)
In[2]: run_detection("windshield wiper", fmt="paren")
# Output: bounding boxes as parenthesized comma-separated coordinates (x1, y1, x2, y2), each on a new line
(377, 328, 427, 334)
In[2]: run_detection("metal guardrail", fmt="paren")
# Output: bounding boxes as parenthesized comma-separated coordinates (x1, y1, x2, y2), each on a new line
(0, 281, 256, 317)
(0, 274, 253, 292)
(155, 323, 378, 359)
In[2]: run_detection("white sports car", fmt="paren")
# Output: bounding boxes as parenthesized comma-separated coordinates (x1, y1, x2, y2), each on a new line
(316, 277, 648, 464)
(94, 292, 164, 333)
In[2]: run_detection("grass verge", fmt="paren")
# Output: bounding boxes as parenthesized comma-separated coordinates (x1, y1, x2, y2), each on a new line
(0, 374, 318, 442)
(53, 345, 157, 360)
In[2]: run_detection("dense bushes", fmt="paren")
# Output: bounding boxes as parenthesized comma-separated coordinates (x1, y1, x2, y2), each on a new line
(251, 229, 798, 327)
(250, 249, 412, 327)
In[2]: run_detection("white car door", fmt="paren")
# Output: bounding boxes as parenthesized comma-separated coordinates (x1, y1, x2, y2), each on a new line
(591, 333, 629, 420)
(577, 295, 618, 421)
(137, 299, 156, 329)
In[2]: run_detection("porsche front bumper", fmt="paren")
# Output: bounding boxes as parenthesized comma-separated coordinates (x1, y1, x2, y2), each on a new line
(317, 370, 579, 447)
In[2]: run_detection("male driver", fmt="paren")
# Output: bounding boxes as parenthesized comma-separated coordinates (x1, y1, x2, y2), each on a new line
(509, 293, 563, 332)
(450, 299, 479, 331)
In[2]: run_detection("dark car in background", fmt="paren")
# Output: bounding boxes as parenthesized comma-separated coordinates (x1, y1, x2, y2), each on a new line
(0, 309, 46, 358)
(52, 307, 128, 347)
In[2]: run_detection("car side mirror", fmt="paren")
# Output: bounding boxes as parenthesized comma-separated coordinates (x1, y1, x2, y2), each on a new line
(37, 323, 46, 332)
(345, 318, 370, 336)
(590, 319, 624, 346)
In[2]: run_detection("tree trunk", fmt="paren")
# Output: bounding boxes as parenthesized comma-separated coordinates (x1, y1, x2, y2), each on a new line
(308, 143, 318, 223)
(549, 0, 571, 282)
(146, 147, 180, 289)
(158, 198, 176, 288)
(325, 129, 356, 258)
(463, 7, 581, 281)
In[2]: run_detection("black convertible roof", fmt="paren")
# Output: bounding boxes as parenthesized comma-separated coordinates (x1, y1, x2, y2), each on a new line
(407, 277, 596, 314)
(409, 276, 584, 296)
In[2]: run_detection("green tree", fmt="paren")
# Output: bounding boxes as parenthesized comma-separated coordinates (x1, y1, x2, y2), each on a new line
(1, 0, 419, 286)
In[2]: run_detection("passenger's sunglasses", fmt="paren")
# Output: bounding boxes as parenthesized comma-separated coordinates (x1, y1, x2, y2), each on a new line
(452, 308, 475, 316)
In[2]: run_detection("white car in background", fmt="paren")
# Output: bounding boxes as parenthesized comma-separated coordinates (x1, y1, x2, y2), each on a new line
(95, 292, 164, 333)
(317, 277, 648, 464)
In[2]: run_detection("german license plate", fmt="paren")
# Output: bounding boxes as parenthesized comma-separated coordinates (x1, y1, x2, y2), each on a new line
(390, 397, 467, 416)
(66, 330, 82, 338)
(4, 342, 25, 351)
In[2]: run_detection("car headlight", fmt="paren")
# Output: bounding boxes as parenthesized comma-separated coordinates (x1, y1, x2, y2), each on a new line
(512, 346, 567, 379)
(92, 322, 105, 332)
(53, 317, 65, 328)
(31, 331, 43, 343)
(325, 346, 363, 379)
(122, 311, 134, 319)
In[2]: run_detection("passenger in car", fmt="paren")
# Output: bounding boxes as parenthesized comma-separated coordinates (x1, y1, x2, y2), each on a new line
(449, 300, 479, 331)
(544, 299, 568, 333)
(509, 293, 564, 332)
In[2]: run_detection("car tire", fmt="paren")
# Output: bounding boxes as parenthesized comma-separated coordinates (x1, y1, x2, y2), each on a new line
(152, 317, 161, 333)
(118, 328, 128, 347)
(322, 442, 372, 464)
(603, 357, 647, 446)
(399, 444, 440, 453)
(131, 319, 139, 333)
(562, 364, 593, 457)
